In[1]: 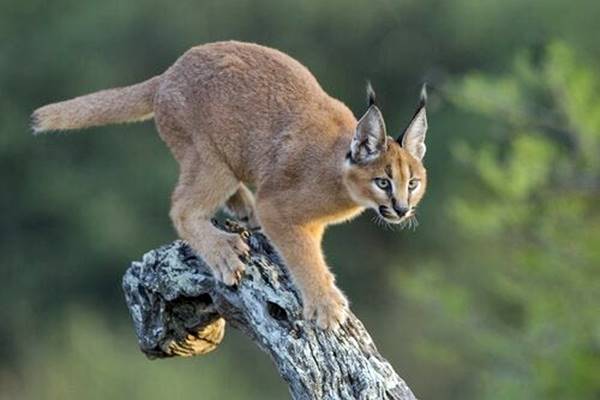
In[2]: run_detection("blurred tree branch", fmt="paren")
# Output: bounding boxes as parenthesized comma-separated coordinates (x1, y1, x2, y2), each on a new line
(122, 220, 417, 400)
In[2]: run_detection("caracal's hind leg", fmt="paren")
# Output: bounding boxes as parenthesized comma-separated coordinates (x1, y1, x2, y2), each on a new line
(225, 184, 260, 229)
(169, 150, 250, 285)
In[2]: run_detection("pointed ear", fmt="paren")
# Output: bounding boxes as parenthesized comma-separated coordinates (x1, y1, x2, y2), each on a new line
(398, 85, 428, 160)
(350, 105, 387, 164)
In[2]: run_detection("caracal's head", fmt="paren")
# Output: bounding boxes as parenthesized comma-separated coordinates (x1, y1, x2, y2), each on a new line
(343, 84, 428, 227)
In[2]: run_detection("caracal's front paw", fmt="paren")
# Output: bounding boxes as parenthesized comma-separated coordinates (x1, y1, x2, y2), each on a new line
(303, 284, 349, 330)
(200, 233, 250, 286)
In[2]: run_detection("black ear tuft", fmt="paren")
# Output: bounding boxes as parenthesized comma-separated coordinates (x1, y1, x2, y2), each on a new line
(366, 81, 377, 107)
(398, 82, 428, 144)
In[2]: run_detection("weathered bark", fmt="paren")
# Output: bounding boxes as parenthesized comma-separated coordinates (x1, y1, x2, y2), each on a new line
(122, 221, 417, 400)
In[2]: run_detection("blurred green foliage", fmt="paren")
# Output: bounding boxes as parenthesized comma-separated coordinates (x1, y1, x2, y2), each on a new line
(402, 42, 600, 399)
(1, 1, 599, 399)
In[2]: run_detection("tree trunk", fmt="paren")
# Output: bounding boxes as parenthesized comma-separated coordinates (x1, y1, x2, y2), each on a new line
(122, 220, 417, 400)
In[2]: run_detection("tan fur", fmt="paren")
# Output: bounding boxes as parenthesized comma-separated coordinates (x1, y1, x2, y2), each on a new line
(32, 77, 160, 133)
(33, 41, 428, 329)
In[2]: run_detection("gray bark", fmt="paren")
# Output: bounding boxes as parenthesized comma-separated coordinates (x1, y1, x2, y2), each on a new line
(122, 220, 417, 400)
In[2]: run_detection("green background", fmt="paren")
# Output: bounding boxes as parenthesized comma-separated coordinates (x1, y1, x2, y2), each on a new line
(2, 0, 599, 398)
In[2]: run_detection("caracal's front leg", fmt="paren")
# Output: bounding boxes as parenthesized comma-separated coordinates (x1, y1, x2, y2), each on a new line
(257, 202, 349, 329)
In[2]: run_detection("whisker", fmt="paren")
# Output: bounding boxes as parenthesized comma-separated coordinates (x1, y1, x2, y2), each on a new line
(410, 215, 419, 231)
(399, 218, 408, 230)
(371, 215, 383, 228)
(387, 221, 395, 231)
(371, 209, 420, 232)
(372, 213, 395, 231)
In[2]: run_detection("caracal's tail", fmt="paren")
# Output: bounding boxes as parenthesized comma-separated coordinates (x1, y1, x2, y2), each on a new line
(31, 76, 161, 134)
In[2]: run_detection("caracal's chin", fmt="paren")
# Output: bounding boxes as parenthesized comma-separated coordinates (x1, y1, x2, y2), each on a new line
(379, 214, 404, 225)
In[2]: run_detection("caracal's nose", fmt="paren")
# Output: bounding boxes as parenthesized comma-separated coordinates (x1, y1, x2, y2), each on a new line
(393, 204, 409, 217)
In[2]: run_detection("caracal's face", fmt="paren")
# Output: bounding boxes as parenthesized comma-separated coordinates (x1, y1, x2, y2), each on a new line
(343, 142, 427, 225)
(343, 85, 428, 227)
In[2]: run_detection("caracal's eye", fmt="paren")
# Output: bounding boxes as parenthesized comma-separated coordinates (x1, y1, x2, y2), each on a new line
(408, 178, 420, 191)
(374, 178, 391, 190)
